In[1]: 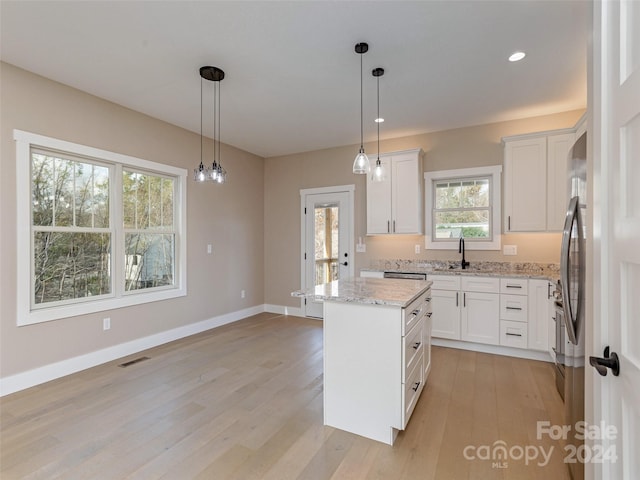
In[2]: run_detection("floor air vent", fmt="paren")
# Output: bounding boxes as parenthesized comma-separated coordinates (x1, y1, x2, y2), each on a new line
(118, 356, 150, 368)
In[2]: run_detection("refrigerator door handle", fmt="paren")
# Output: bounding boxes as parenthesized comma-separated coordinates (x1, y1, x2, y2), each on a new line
(561, 196, 579, 345)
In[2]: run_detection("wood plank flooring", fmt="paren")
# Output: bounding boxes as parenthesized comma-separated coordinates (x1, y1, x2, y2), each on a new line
(0, 313, 570, 479)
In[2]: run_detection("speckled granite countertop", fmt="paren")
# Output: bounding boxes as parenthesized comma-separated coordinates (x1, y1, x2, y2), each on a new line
(363, 260, 560, 283)
(291, 277, 432, 307)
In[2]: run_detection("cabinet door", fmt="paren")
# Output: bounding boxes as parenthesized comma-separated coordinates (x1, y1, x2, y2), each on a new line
(366, 157, 392, 234)
(504, 137, 547, 231)
(461, 292, 500, 345)
(528, 279, 552, 352)
(546, 133, 574, 231)
(430, 289, 460, 340)
(391, 152, 422, 234)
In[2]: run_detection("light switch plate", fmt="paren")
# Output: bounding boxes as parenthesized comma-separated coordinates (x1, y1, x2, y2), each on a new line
(503, 245, 517, 255)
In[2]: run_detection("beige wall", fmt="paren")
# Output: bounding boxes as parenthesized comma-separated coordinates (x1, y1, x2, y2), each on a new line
(0, 63, 265, 378)
(264, 109, 585, 308)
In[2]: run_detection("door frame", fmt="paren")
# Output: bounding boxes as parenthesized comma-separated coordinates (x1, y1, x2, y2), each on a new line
(300, 185, 355, 318)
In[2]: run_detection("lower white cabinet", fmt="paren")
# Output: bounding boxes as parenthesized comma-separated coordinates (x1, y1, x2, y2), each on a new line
(430, 274, 555, 359)
(429, 275, 500, 346)
(461, 290, 500, 345)
(323, 287, 431, 445)
(528, 279, 553, 352)
(430, 288, 461, 339)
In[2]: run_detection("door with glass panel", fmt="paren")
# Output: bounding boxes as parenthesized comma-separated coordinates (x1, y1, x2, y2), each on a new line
(303, 190, 353, 318)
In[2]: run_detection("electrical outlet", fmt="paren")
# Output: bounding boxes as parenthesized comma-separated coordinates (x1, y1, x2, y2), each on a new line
(103, 317, 111, 331)
(207, 244, 212, 254)
(241, 290, 246, 299)
(415, 244, 421, 254)
(356, 243, 366, 253)
(503, 245, 518, 256)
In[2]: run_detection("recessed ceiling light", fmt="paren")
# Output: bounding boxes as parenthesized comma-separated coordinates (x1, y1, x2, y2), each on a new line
(508, 51, 526, 62)
(375, 117, 384, 123)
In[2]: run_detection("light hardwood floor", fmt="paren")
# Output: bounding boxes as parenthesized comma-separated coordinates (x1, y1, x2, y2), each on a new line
(1, 313, 570, 479)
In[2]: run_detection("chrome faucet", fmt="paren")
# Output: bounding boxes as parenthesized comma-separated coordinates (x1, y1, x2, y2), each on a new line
(459, 237, 470, 270)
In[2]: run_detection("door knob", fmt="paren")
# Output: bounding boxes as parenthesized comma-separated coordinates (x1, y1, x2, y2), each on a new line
(342, 262, 348, 266)
(589, 346, 620, 377)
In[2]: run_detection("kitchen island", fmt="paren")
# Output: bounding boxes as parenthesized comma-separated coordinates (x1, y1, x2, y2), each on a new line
(292, 277, 432, 445)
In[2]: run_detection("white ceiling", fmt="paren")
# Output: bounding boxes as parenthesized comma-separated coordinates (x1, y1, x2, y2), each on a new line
(0, 1, 588, 158)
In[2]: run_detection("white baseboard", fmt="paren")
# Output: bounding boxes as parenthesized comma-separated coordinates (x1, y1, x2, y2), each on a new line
(264, 304, 304, 317)
(432, 338, 553, 363)
(0, 304, 269, 397)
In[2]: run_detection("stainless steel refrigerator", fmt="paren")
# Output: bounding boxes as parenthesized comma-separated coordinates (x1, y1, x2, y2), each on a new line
(560, 131, 586, 480)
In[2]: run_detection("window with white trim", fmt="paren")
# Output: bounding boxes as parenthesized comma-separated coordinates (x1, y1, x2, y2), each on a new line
(15, 130, 187, 325)
(424, 166, 502, 250)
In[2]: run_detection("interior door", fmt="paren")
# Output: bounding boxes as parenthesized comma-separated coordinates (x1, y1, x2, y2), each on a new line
(592, 1, 640, 478)
(303, 190, 353, 318)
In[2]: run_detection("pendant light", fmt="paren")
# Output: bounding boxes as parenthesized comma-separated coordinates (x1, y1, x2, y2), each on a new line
(371, 67, 385, 182)
(194, 66, 227, 184)
(353, 42, 370, 174)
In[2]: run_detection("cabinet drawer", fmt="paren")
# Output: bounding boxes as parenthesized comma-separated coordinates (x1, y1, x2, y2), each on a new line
(500, 294, 528, 322)
(403, 289, 430, 334)
(500, 278, 528, 295)
(403, 319, 424, 382)
(403, 353, 424, 428)
(500, 320, 528, 349)
(461, 276, 500, 293)
(427, 275, 460, 291)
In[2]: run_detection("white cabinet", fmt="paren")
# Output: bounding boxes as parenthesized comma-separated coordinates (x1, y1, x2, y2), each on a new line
(323, 287, 431, 445)
(367, 148, 423, 235)
(499, 277, 528, 348)
(429, 275, 500, 345)
(528, 279, 553, 352)
(503, 130, 574, 232)
(546, 133, 575, 231)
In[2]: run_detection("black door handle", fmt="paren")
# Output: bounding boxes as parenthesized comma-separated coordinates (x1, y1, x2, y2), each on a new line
(342, 262, 348, 266)
(589, 346, 620, 376)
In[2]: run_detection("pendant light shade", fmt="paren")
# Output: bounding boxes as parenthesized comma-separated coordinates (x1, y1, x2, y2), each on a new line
(194, 66, 227, 184)
(353, 42, 370, 174)
(371, 67, 385, 182)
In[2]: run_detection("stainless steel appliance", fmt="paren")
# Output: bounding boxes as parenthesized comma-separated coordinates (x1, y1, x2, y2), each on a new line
(552, 281, 566, 400)
(560, 132, 586, 480)
(383, 272, 427, 280)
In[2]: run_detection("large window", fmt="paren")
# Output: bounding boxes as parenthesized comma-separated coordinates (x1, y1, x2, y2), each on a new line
(425, 166, 502, 250)
(15, 130, 187, 325)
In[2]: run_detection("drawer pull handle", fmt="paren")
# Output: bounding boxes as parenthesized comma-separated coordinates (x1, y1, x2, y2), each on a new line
(412, 341, 421, 350)
(412, 381, 421, 392)
(506, 284, 522, 288)
(506, 332, 523, 337)
(412, 309, 421, 316)
(426, 312, 433, 318)
(506, 306, 523, 311)
(425, 297, 432, 302)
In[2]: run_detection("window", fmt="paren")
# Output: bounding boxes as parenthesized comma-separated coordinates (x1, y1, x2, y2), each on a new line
(15, 130, 187, 325)
(424, 166, 502, 250)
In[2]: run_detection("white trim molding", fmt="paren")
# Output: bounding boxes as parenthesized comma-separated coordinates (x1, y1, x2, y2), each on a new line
(424, 165, 502, 251)
(0, 304, 310, 396)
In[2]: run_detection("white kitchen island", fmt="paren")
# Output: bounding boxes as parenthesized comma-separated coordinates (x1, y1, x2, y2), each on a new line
(292, 277, 432, 445)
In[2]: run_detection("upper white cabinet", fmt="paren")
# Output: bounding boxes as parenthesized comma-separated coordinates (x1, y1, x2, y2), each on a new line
(367, 148, 423, 235)
(503, 130, 574, 232)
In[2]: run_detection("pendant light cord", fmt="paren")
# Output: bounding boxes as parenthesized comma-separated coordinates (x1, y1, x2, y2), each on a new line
(377, 74, 380, 159)
(217, 79, 221, 167)
(360, 51, 364, 150)
(200, 77, 203, 165)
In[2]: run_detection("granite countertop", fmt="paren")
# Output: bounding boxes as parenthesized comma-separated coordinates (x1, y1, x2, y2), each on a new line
(363, 260, 560, 283)
(291, 277, 433, 308)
